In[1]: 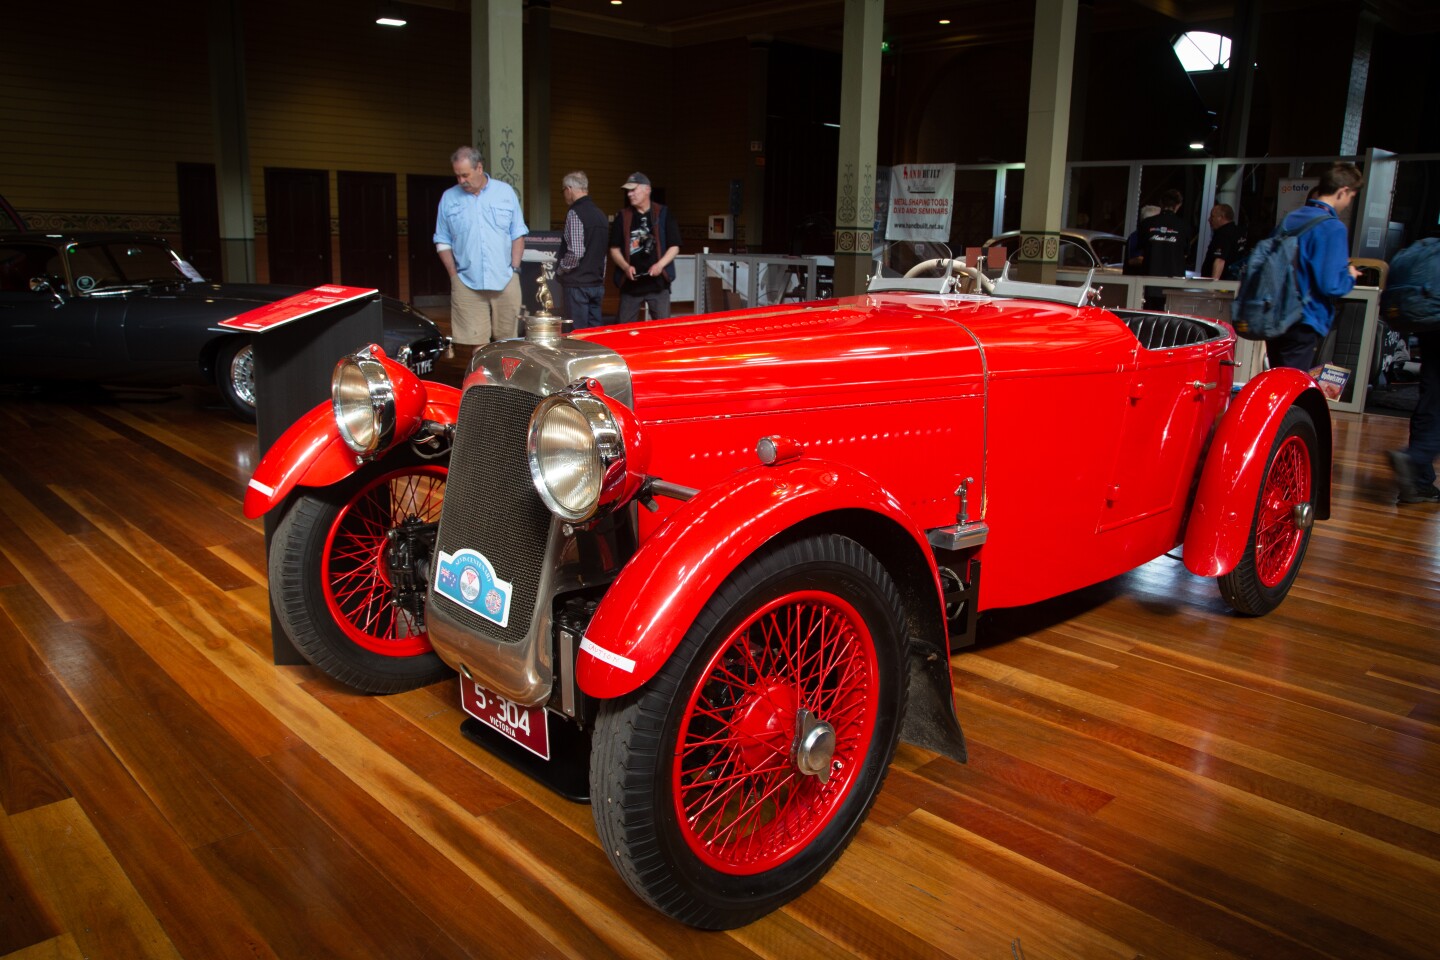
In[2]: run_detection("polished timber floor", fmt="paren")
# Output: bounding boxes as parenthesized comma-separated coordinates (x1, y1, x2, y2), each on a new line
(1, 370, 1438, 960)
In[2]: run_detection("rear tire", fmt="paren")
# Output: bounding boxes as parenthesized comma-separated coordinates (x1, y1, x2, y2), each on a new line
(590, 533, 908, 928)
(269, 447, 452, 693)
(1218, 406, 1317, 615)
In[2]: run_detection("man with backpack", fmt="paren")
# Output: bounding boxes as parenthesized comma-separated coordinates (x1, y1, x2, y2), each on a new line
(1382, 236, 1440, 504)
(1264, 163, 1363, 370)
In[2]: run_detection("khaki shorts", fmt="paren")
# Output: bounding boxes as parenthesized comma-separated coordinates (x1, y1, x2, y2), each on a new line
(450, 273, 521, 344)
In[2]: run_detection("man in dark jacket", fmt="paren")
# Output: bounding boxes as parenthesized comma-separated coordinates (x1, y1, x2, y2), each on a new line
(1138, 189, 1192, 309)
(1265, 163, 1363, 371)
(556, 171, 610, 329)
(1203, 203, 1243, 280)
(609, 172, 682, 323)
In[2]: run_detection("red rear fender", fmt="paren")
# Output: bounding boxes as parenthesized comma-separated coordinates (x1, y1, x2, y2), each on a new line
(243, 381, 459, 519)
(576, 458, 939, 699)
(1182, 369, 1331, 577)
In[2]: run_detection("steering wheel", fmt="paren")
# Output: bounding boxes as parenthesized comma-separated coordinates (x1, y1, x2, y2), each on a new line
(902, 258, 990, 295)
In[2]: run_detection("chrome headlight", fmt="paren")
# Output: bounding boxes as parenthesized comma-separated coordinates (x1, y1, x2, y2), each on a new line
(528, 384, 636, 522)
(333, 352, 396, 455)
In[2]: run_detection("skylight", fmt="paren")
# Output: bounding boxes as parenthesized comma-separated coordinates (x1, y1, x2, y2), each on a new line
(1173, 31, 1231, 72)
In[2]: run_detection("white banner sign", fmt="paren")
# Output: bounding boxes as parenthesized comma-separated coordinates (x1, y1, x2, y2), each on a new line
(884, 163, 955, 241)
(1275, 178, 1318, 227)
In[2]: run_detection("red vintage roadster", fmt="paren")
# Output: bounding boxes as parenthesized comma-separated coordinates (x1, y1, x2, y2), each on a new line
(244, 261, 1329, 928)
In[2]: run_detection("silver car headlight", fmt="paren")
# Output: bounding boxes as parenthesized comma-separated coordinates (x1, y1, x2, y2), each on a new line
(333, 352, 396, 455)
(528, 385, 633, 522)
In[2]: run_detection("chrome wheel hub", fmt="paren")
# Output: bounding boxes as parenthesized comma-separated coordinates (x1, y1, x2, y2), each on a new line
(792, 708, 836, 783)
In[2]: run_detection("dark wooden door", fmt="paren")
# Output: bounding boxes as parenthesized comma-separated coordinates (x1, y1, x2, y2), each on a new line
(406, 174, 455, 298)
(338, 171, 399, 298)
(265, 167, 332, 287)
(175, 162, 222, 281)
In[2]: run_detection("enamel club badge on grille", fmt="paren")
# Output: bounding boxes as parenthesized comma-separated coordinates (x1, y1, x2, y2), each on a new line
(434, 548, 513, 628)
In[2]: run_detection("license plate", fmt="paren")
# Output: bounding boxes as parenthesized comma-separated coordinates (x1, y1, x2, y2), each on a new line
(412, 357, 434, 375)
(459, 677, 550, 760)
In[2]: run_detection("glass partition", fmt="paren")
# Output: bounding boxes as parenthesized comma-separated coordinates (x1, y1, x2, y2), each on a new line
(1001, 168, 1025, 233)
(1066, 165, 1130, 235)
(1212, 160, 1292, 256)
(1391, 157, 1440, 251)
(950, 168, 999, 252)
(1136, 162, 1207, 272)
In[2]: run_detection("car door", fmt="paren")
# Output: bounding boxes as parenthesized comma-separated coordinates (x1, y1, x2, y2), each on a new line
(0, 241, 107, 378)
(1099, 338, 1226, 539)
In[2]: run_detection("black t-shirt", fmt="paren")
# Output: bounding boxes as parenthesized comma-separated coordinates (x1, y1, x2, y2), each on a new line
(1138, 210, 1192, 278)
(1203, 221, 1243, 279)
(610, 204, 682, 294)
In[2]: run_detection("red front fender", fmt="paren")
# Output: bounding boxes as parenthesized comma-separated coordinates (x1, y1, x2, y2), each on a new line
(576, 458, 940, 699)
(242, 383, 459, 519)
(1182, 368, 1331, 577)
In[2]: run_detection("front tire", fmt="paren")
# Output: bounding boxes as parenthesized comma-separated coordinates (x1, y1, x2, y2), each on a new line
(591, 534, 908, 929)
(1218, 406, 1317, 615)
(269, 447, 452, 693)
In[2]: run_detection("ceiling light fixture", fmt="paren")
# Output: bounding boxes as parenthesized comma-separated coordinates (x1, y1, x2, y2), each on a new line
(939, 18, 951, 24)
(1189, 142, 1206, 151)
(376, 2, 407, 26)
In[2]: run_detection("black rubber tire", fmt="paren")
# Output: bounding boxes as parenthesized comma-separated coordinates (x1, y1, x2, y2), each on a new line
(269, 447, 452, 693)
(590, 533, 908, 929)
(1218, 406, 1317, 616)
(216, 337, 257, 421)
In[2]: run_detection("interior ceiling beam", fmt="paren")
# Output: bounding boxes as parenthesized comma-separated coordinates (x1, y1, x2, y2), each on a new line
(401, 0, 1439, 43)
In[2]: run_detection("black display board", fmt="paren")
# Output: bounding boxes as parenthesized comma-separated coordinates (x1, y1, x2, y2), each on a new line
(250, 296, 384, 663)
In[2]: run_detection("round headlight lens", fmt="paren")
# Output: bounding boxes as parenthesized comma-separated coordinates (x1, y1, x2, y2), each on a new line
(530, 399, 604, 520)
(332, 355, 394, 455)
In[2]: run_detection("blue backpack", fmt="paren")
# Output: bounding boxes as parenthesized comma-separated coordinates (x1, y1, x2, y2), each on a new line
(1232, 214, 1332, 341)
(1381, 238, 1440, 334)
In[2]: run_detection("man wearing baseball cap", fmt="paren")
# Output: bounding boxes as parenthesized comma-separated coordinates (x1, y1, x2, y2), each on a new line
(609, 172, 682, 322)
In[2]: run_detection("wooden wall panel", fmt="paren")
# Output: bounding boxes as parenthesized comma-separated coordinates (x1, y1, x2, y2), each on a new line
(546, 30, 676, 233)
(0, 4, 754, 289)
(0, 0, 211, 227)
(241, 0, 470, 219)
(670, 40, 752, 245)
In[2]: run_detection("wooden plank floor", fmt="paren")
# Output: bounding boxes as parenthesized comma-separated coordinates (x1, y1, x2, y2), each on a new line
(1, 374, 1437, 960)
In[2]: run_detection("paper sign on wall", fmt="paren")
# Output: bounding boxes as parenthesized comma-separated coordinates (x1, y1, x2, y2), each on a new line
(884, 163, 956, 242)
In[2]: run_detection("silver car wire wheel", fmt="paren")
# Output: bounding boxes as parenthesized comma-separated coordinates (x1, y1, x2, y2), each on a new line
(231, 343, 257, 408)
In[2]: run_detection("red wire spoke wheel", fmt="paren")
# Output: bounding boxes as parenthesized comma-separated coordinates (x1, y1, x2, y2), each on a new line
(322, 464, 447, 656)
(1253, 433, 1312, 588)
(269, 447, 454, 693)
(1219, 406, 1318, 616)
(671, 591, 879, 874)
(592, 534, 907, 929)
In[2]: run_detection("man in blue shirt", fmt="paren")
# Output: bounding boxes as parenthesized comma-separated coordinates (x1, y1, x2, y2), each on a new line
(1266, 163, 1363, 371)
(434, 146, 529, 344)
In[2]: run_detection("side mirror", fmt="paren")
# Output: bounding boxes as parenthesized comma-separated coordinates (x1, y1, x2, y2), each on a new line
(29, 276, 65, 305)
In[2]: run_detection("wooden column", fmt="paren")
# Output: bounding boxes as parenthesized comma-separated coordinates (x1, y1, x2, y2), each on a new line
(832, 0, 884, 297)
(1017, 0, 1077, 281)
(209, 0, 255, 283)
(525, 0, 552, 225)
(745, 38, 770, 250)
(472, 0, 525, 196)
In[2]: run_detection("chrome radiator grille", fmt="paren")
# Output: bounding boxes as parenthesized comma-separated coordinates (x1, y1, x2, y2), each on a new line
(432, 384, 552, 644)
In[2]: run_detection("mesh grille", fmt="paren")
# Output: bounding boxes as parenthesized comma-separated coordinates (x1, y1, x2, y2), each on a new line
(433, 385, 551, 644)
